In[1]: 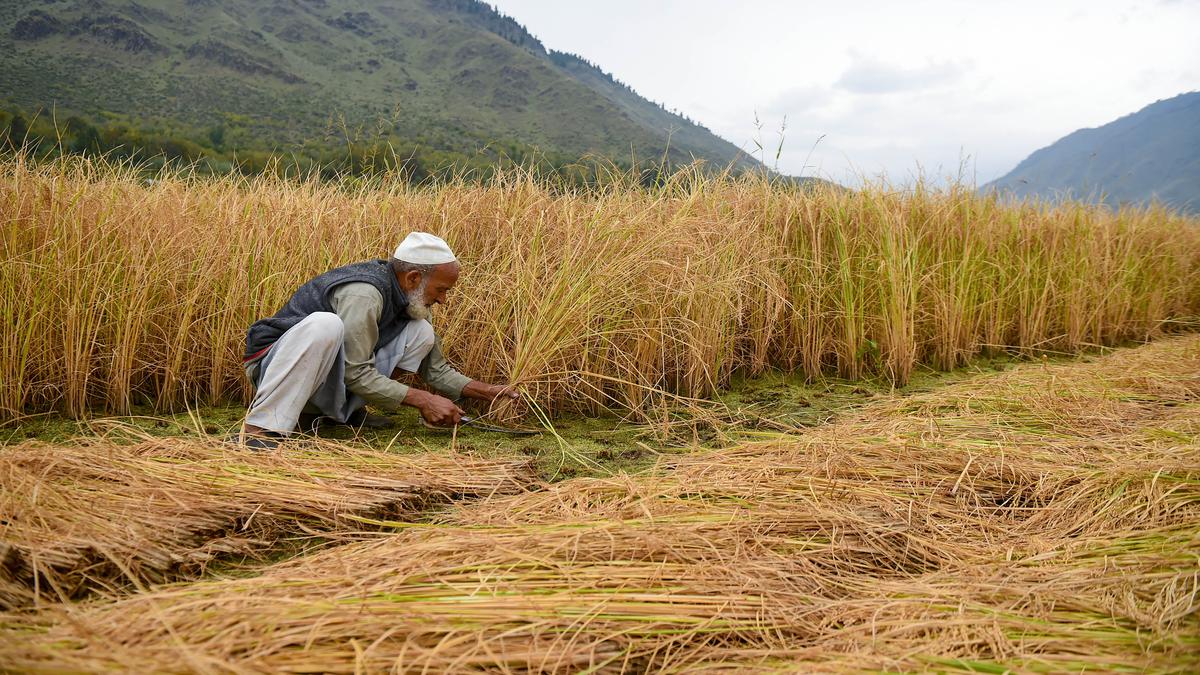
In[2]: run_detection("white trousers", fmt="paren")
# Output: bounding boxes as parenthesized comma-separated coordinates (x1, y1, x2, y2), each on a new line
(245, 312, 435, 433)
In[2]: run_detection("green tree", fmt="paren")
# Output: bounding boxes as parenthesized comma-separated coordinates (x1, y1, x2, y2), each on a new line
(6, 114, 29, 150)
(207, 124, 225, 151)
(66, 117, 102, 154)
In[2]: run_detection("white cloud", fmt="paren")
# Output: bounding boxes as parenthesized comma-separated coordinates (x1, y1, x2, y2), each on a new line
(765, 84, 836, 117)
(491, 0, 1200, 186)
(834, 53, 965, 95)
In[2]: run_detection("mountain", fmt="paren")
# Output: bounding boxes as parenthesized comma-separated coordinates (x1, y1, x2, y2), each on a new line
(0, 0, 758, 171)
(983, 92, 1200, 213)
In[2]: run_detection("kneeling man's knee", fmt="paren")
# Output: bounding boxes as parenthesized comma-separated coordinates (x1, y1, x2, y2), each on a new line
(410, 319, 435, 344)
(305, 312, 345, 349)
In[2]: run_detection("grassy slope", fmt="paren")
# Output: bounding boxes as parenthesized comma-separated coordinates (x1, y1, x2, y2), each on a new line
(0, 0, 756, 168)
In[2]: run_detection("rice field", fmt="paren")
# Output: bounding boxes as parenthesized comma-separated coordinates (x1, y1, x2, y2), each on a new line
(2, 156, 1199, 672)
(2, 155, 1198, 420)
(1, 335, 1197, 672)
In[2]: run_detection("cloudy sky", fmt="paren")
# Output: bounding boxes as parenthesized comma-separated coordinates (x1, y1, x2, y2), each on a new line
(489, 0, 1200, 185)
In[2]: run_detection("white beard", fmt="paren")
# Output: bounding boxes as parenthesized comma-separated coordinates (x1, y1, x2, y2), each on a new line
(404, 280, 432, 321)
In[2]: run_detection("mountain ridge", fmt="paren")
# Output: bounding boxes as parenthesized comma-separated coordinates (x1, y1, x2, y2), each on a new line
(983, 91, 1200, 213)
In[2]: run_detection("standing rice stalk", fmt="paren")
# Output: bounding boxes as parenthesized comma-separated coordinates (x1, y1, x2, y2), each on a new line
(2, 155, 1198, 421)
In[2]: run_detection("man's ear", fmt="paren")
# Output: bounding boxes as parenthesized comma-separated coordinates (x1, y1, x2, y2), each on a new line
(400, 269, 423, 291)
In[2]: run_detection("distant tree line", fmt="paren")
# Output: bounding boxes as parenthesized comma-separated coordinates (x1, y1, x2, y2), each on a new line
(433, 0, 546, 53)
(546, 50, 710, 131)
(0, 106, 691, 189)
(432, 0, 708, 132)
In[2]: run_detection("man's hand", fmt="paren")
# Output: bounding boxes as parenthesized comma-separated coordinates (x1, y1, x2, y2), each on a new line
(403, 387, 464, 426)
(461, 381, 521, 402)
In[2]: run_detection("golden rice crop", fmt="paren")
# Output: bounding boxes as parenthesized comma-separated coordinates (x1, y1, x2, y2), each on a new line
(0, 435, 535, 610)
(2, 154, 1198, 421)
(4, 336, 1196, 673)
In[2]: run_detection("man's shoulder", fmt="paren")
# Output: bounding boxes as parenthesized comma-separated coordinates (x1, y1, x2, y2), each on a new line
(310, 259, 390, 287)
(329, 281, 384, 305)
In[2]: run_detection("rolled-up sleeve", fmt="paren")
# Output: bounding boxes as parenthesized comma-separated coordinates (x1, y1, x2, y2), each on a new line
(329, 284, 411, 410)
(418, 335, 472, 400)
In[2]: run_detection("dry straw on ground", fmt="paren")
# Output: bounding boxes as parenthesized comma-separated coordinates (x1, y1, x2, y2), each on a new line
(4, 337, 1196, 672)
(0, 435, 535, 610)
(3, 155, 1199, 422)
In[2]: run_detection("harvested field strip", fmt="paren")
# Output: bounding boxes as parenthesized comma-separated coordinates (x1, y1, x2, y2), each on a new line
(673, 332, 1200, 472)
(4, 337, 1197, 672)
(459, 336, 1200, 534)
(0, 437, 535, 609)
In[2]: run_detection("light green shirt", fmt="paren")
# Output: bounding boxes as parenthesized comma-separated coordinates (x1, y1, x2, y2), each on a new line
(327, 283, 470, 409)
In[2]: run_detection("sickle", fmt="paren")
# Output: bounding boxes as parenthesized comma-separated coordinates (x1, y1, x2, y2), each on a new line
(421, 415, 541, 435)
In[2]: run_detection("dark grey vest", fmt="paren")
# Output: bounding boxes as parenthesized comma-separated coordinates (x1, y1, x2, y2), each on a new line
(244, 259, 410, 360)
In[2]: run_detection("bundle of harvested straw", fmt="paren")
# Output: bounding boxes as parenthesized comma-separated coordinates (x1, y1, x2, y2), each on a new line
(0, 436, 535, 609)
(4, 496, 1194, 671)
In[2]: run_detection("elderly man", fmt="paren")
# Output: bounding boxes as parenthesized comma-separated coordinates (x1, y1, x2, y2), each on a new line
(234, 232, 515, 449)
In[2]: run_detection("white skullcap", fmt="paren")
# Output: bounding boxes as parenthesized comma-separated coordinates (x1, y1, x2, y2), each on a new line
(393, 232, 457, 265)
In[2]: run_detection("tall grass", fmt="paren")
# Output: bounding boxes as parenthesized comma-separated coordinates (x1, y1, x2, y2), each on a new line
(2, 154, 1198, 420)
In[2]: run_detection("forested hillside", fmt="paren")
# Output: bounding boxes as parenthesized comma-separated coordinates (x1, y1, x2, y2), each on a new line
(0, 0, 758, 178)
